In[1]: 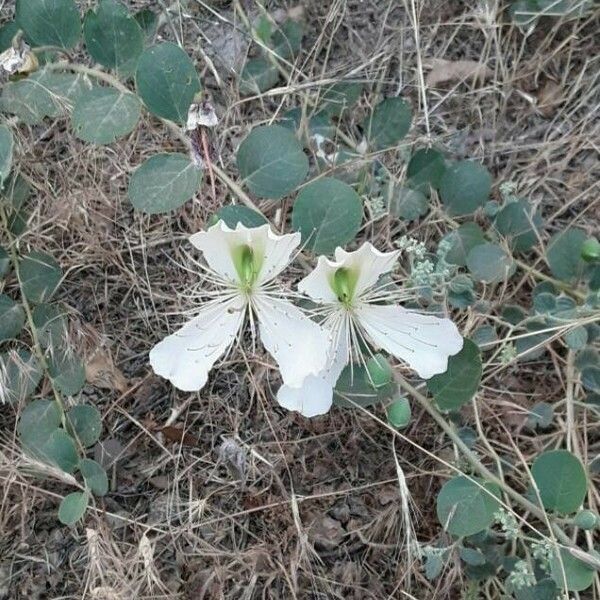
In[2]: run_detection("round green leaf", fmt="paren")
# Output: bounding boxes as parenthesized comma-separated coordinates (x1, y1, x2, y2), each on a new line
(387, 397, 411, 429)
(16, 0, 80, 49)
(0, 294, 25, 342)
(0, 350, 43, 404)
(320, 82, 362, 117)
(134, 8, 158, 37)
(292, 177, 362, 254)
(271, 19, 303, 59)
(547, 228, 586, 282)
(333, 362, 396, 408)
(48, 348, 86, 396)
(0, 21, 19, 52)
(0, 247, 9, 277)
(239, 58, 279, 95)
(386, 185, 428, 221)
(66, 405, 102, 447)
(494, 199, 542, 252)
(362, 97, 411, 150)
(549, 548, 595, 592)
(237, 125, 308, 199)
(366, 353, 393, 388)
(71, 87, 141, 144)
(0, 125, 13, 185)
(407, 147, 447, 193)
(214, 205, 267, 229)
(79, 458, 108, 496)
(19, 251, 62, 304)
(439, 160, 492, 216)
(18, 399, 62, 446)
(83, 0, 144, 76)
(526, 402, 554, 429)
(32, 303, 68, 348)
(427, 339, 482, 411)
(581, 238, 600, 262)
(442, 222, 486, 267)
(135, 42, 201, 124)
(531, 450, 587, 514)
(58, 492, 88, 525)
(581, 366, 600, 393)
(37, 428, 79, 473)
(436, 476, 501, 536)
(466, 243, 515, 283)
(573, 510, 598, 530)
(128, 153, 201, 214)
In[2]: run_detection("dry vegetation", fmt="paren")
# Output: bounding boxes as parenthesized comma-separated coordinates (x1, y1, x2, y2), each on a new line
(0, 0, 599, 598)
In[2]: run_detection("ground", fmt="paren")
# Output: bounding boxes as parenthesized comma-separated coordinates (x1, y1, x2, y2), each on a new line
(0, 0, 599, 599)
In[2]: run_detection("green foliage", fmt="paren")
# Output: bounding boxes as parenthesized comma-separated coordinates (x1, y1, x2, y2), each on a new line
(0, 21, 19, 52)
(58, 491, 88, 525)
(0, 294, 25, 341)
(240, 59, 279, 95)
(466, 243, 515, 283)
(361, 97, 411, 150)
(436, 476, 500, 536)
(526, 402, 553, 429)
(427, 340, 482, 411)
(573, 509, 598, 530)
(494, 199, 541, 252)
(406, 148, 446, 194)
(0, 350, 43, 403)
(48, 348, 86, 396)
(0, 125, 13, 185)
(443, 223, 486, 267)
(237, 125, 308, 199)
(292, 177, 362, 254)
(134, 8, 158, 37)
(439, 160, 492, 216)
(83, 0, 144, 77)
(18, 250, 62, 304)
(128, 153, 201, 214)
(16, 0, 81, 49)
(581, 237, 600, 262)
(33, 428, 79, 473)
(71, 87, 141, 144)
(66, 405, 103, 447)
(18, 399, 62, 445)
(333, 361, 396, 408)
(386, 185, 428, 222)
(0, 246, 9, 277)
(271, 19, 303, 59)
(320, 82, 362, 116)
(32, 303, 68, 348)
(280, 108, 334, 140)
(549, 547, 595, 592)
(366, 353, 393, 388)
(214, 206, 267, 229)
(581, 366, 600, 393)
(79, 458, 108, 495)
(387, 397, 411, 429)
(135, 42, 201, 124)
(531, 450, 587, 514)
(546, 228, 586, 282)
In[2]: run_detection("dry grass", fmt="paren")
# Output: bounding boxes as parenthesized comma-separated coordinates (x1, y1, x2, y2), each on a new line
(0, 0, 599, 598)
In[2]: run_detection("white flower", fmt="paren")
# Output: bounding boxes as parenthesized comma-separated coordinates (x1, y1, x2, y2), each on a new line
(150, 221, 329, 394)
(277, 243, 464, 417)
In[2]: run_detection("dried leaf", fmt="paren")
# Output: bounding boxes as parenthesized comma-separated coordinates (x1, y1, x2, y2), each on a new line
(536, 79, 562, 118)
(85, 350, 128, 393)
(426, 58, 492, 87)
(161, 426, 199, 447)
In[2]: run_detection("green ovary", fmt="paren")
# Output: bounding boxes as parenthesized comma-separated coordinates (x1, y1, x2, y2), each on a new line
(232, 244, 262, 291)
(331, 267, 359, 306)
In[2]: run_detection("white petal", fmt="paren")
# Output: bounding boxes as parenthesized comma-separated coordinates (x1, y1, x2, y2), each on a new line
(334, 243, 399, 297)
(275, 315, 349, 417)
(189, 221, 300, 285)
(149, 295, 246, 391)
(253, 294, 329, 388)
(277, 375, 333, 417)
(355, 304, 463, 379)
(299, 243, 399, 304)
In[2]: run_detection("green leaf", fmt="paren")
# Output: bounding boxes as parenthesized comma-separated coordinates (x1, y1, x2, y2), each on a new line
(442, 223, 486, 267)
(237, 124, 308, 199)
(48, 348, 86, 396)
(436, 476, 500, 536)
(320, 82, 362, 117)
(135, 42, 201, 124)
(466, 243, 515, 283)
(0, 294, 25, 342)
(547, 228, 586, 282)
(549, 548, 595, 592)
(333, 362, 396, 408)
(134, 8, 158, 38)
(362, 97, 411, 150)
(128, 153, 201, 214)
(514, 579, 557, 600)
(581, 237, 600, 262)
(0, 21, 19, 52)
(83, 0, 144, 77)
(32, 303, 68, 348)
(271, 19, 303, 59)
(18, 399, 62, 446)
(564, 326, 588, 351)
(0, 125, 13, 185)
(71, 87, 141, 144)
(214, 205, 267, 229)
(459, 547, 486, 566)
(0, 247, 9, 277)
(439, 160, 492, 216)
(573, 509, 598, 530)
(526, 402, 554, 429)
(427, 339, 482, 411)
(280, 108, 334, 140)
(386, 185, 428, 222)
(66, 405, 102, 447)
(79, 458, 108, 496)
(0, 350, 43, 404)
(387, 397, 411, 429)
(292, 177, 362, 254)
(16, 0, 80, 49)
(581, 366, 600, 393)
(406, 148, 446, 194)
(366, 353, 393, 388)
(531, 449, 587, 514)
(494, 199, 542, 252)
(239, 58, 279, 95)
(36, 428, 79, 473)
(58, 492, 88, 525)
(19, 250, 62, 304)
